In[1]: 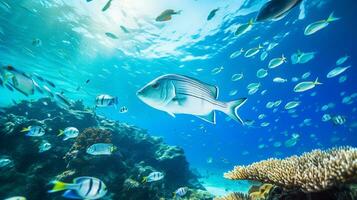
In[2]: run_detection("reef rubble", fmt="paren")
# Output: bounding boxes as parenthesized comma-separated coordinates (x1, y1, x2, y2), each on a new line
(0, 98, 213, 199)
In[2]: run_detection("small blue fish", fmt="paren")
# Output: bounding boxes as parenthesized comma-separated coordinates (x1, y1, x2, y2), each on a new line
(48, 176, 107, 199)
(105, 32, 118, 39)
(21, 126, 45, 137)
(102, 0, 113, 12)
(207, 8, 219, 21)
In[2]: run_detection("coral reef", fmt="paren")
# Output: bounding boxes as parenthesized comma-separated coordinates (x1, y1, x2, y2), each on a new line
(224, 147, 357, 192)
(215, 182, 357, 200)
(214, 184, 274, 200)
(0, 98, 206, 199)
(265, 183, 357, 200)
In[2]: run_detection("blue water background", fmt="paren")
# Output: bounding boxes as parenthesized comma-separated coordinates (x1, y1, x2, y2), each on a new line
(0, 0, 357, 193)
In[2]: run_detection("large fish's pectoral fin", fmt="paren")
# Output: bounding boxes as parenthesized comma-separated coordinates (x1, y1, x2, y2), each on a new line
(165, 81, 177, 103)
(171, 95, 187, 106)
(62, 190, 82, 199)
(196, 111, 216, 124)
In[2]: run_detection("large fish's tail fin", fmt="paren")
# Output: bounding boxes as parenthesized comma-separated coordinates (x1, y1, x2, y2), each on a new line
(48, 181, 70, 193)
(223, 98, 247, 125)
(314, 78, 323, 85)
(327, 12, 340, 22)
(248, 18, 255, 25)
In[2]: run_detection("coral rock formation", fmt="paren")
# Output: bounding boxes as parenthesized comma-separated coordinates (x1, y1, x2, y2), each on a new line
(64, 127, 112, 167)
(224, 147, 357, 192)
(0, 98, 204, 199)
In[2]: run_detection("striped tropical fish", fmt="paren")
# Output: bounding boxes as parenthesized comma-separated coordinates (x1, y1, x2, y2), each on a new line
(95, 94, 118, 107)
(48, 176, 107, 199)
(58, 127, 79, 141)
(142, 172, 164, 183)
(332, 115, 346, 125)
(21, 126, 45, 137)
(174, 187, 188, 197)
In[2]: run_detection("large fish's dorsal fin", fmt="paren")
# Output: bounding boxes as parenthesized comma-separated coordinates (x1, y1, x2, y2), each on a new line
(166, 81, 177, 103)
(62, 190, 82, 199)
(174, 74, 219, 99)
(196, 111, 216, 124)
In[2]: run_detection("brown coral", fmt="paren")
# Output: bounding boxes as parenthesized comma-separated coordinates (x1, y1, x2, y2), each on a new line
(214, 184, 274, 200)
(224, 147, 357, 192)
(123, 178, 140, 191)
(214, 192, 250, 200)
(64, 127, 112, 163)
(248, 184, 274, 200)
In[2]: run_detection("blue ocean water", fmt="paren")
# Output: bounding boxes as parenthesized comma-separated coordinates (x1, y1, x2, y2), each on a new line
(0, 0, 356, 197)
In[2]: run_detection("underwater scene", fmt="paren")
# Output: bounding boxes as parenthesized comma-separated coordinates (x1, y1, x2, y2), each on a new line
(0, 0, 356, 199)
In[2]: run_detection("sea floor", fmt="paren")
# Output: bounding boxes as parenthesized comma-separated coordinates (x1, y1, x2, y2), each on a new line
(197, 168, 252, 197)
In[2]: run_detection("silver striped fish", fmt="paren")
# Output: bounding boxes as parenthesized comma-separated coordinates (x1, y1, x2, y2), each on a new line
(21, 126, 45, 137)
(137, 74, 247, 124)
(332, 115, 346, 125)
(142, 172, 164, 183)
(95, 94, 118, 107)
(174, 187, 188, 197)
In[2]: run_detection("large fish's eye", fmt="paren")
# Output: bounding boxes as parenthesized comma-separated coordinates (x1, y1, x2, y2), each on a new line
(151, 82, 160, 89)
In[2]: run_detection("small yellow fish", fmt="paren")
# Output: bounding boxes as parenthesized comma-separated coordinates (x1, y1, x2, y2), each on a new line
(304, 12, 340, 35)
(294, 78, 322, 92)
